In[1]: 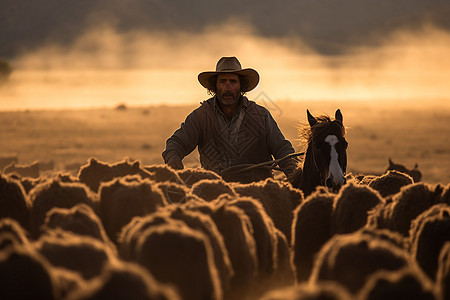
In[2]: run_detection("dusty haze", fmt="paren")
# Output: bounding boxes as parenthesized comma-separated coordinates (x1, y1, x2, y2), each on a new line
(1, 20, 449, 110)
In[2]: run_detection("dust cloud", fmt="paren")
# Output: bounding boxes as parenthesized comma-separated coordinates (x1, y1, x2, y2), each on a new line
(1, 19, 449, 110)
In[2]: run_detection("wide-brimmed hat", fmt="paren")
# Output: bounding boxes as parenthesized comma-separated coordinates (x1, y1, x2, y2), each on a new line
(198, 57, 259, 92)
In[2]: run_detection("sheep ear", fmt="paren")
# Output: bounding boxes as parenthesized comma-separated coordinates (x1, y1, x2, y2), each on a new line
(414, 163, 419, 168)
(335, 109, 343, 123)
(307, 109, 317, 127)
(389, 158, 394, 166)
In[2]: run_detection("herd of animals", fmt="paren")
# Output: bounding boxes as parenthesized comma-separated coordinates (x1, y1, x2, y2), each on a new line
(1, 110, 449, 300)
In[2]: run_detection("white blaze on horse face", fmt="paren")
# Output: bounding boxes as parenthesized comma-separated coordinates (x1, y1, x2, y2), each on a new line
(325, 135, 345, 186)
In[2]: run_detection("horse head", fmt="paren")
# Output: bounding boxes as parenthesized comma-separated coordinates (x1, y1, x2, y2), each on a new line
(300, 109, 347, 195)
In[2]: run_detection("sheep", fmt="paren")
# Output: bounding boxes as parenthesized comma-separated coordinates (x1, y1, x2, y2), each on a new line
(99, 176, 167, 243)
(410, 204, 450, 281)
(0, 173, 31, 231)
(190, 179, 237, 202)
(163, 205, 234, 294)
(117, 213, 185, 261)
(0, 155, 18, 170)
(366, 183, 445, 238)
(78, 157, 155, 192)
(15, 175, 47, 194)
(292, 187, 335, 282)
(156, 181, 190, 205)
(439, 183, 450, 206)
(29, 178, 98, 239)
(144, 164, 184, 184)
(2, 160, 40, 178)
(16, 172, 79, 195)
(185, 200, 258, 299)
(177, 167, 221, 186)
(409, 203, 450, 243)
(136, 223, 222, 300)
(34, 229, 117, 280)
(357, 266, 437, 300)
(359, 227, 409, 252)
(0, 218, 30, 250)
(368, 170, 413, 198)
(123, 205, 233, 293)
(233, 178, 304, 241)
(388, 183, 443, 237)
(0, 245, 57, 300)
(354, 174, 378, 185)
(386, 158, 422, 183)
(260, 281, 353, 300)
(41, 203, 115, 250)
(51, 268, 87, 300)
(436, 242, 450, 300)
(310, 232, 410, 294)
(332, 183, 385, 234)
(227, 195, 278, 277)
(272, 228, 296, 288)
(65, 260, 180, 300)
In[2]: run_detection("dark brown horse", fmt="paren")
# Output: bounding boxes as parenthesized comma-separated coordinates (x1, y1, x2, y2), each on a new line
(290, 109, 347, 196)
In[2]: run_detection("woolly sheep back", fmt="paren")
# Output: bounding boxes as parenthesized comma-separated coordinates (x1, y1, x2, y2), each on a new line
(0, 245, 57, 300)
(177, 167, 221, 186)
(29, 178, 97, 239)
(190, 179, 236, 202)
(233, 178, 303, 241)
(99, 176, 166, 243)
(357, 267, 437, 300)
(65, 260, 180, 300)
(0, 173, 31, 231)
(260, 281, 353, 300)
(292, 188, 335, 282)
(332, 183, 384, 234)
(410, 207, 450, 280)
(389, 183, 443, 236)
(78, 157, 154, 192)
(310, 232, 410, 294)
(369, 170, 413, 198)
(34, 230, 117, 280)
(136, 223, 222, 300)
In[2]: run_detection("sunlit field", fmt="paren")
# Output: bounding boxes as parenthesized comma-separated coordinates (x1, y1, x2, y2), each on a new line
(1, 99, 448, 184)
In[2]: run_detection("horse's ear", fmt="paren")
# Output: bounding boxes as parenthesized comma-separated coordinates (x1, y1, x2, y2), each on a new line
(307, 109, 317, 127)
(389, 158, 394, 166)
(335, 109, 343, 123)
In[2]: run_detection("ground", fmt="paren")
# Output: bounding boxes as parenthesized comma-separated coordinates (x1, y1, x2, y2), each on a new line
(0, 99, 448, 184)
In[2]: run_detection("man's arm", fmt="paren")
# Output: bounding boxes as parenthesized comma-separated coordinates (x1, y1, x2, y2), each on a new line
(162, 110, 201, 169)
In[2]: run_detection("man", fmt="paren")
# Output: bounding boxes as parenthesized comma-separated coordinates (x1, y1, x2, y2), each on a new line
(162, 56, 297, 183)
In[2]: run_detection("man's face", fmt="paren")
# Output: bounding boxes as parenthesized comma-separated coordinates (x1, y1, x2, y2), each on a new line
(216, 73, 241, 106)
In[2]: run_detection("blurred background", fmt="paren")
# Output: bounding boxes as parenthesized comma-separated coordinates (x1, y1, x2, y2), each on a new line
(1, 0, 450, 110)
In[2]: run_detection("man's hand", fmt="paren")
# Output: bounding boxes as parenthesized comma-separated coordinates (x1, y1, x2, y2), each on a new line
(167, 155, 184, 170)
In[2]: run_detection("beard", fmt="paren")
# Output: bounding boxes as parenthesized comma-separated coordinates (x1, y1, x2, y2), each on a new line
(217, 90, 241, 106)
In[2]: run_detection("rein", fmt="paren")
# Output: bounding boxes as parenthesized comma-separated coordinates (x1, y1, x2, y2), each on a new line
(220, 152, 304, 177)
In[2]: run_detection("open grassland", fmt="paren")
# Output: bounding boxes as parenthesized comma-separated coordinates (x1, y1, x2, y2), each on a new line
(1, 100, 449, 184)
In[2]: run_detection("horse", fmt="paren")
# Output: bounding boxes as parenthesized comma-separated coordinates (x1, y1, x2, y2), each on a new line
(289, 109, 348, 196)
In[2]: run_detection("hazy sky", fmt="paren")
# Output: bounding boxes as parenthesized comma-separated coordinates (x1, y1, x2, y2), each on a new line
(1, 2, 449, 110)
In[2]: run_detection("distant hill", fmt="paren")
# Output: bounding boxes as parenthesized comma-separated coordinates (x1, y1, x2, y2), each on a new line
(1, 0, 449, 58)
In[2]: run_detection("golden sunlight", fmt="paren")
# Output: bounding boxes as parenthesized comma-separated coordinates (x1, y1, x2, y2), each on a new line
(1, 21, 449, 110)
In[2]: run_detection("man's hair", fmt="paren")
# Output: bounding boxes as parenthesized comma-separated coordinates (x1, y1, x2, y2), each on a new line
(207, 74, 250, 96)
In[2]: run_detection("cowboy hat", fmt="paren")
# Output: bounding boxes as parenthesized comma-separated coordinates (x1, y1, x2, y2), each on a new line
(198, 57, 259, 92)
